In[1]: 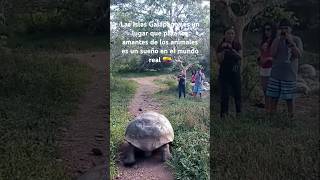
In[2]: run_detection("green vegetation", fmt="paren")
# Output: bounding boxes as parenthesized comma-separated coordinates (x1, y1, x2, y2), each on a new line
(154, 76, 210, 180)
(211, 103, 319, 179)
(8, 33, 106, 53)
(110, 75, 137, 179)
(0, 51, 91, 180)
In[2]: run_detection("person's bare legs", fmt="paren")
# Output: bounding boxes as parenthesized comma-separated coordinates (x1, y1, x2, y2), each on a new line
(286, 99, 294, 118)
(265, 96, 271, 113)
(269, 98, 278, 113)
(261, 76, 268, 106)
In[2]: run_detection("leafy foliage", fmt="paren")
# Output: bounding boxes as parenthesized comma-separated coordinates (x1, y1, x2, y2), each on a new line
(111, 0, 210, 72)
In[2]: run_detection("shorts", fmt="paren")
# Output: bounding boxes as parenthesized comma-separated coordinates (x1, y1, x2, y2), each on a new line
(259, 67, 272, 77)
(266, 77, 296, 100)
(193, 85, 202, 94)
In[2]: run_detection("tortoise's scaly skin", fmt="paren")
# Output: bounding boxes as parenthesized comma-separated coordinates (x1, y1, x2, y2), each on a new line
(125, 111, 174, 152)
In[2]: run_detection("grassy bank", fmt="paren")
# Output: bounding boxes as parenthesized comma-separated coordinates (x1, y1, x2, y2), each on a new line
(0, 51, 91, 179)
(110, 74, 137, 179)
(154, 76, 210, 180)
(211, 100, 319, 179)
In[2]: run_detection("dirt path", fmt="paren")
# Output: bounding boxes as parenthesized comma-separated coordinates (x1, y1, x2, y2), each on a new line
(117, 76, 174, 180)
(128, 77, 161, 116)
(58, 52, 109, 179)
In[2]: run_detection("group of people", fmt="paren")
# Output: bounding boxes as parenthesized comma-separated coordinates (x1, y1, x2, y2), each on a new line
(177, 68, 206, 99)
(216, 19, 303, 118)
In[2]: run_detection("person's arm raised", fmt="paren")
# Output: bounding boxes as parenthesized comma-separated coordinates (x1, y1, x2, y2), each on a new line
(232, 49, 242, 59)
(216, 50, 224, 64)
(270, 37, 280, 57)
(289, 36, 303, 59)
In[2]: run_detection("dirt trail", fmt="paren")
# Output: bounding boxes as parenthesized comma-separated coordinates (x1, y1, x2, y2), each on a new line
(117, 76, 174, 180)
(58, 52, 109, 179)
(128, 77, 161, 116)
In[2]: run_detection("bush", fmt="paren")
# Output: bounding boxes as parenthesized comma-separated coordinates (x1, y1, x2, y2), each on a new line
(112, 57, 141, 73)
(301, 51, 320, 69)
(241, 55, 261, 101)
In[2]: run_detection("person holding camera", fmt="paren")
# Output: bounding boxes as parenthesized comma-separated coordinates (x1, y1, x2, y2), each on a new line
(266, 19, 303, 117)
(177, 73, 186, 99)
(193, 68, 205, 98)
(216, 27, 242, 118)
(257, 22, 276, 110)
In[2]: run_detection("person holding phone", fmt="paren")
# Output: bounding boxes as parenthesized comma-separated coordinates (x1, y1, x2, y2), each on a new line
(193, 69, 205, 98)
(266, 19, 303, 117)
(216, 26, 242, 118)
(257, 22, 276, 110)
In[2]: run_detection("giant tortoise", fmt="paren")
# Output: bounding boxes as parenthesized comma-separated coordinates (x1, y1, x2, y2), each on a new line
(122, 111, 174, 166)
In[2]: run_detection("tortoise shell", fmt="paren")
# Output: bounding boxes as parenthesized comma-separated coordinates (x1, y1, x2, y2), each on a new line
(125, 111, 174, 151)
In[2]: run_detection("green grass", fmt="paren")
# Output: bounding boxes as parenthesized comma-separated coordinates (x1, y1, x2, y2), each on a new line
(154, 77, 210, 180)
(118, 71, 168, 78)
(0, 51, 91, 179)
(211, 101, 319, 179)
(8, 32, 107, 53)
(110, 75, 137, 179)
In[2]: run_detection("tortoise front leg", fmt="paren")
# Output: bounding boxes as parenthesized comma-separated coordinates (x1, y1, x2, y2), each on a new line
(160, 144, 172, 162)
(123, 143, 136, 166)
(144, 151, 152, 157)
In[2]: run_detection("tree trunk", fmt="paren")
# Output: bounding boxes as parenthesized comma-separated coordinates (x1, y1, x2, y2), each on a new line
(233, 18, 246, 66)
(233, 19, 245, 54)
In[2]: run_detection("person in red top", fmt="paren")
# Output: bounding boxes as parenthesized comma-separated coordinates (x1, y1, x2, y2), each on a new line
(191, 70, 196, 96)
(257, 22, 276, 110)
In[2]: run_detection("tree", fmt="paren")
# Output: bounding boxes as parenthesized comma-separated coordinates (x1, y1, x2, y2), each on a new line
(215, 0, 289, 63)
(111, 0, 210, 73)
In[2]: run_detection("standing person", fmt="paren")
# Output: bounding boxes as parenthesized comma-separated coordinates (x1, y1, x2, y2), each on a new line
(177, 73, 186, 99)
(193, 69, 205, 98)
(191, 71, 196, 96)
(257, 22, 276, 110)
(191, 70, 196, 83)
(266, 19, 303, 117)
(216, 27, 242, 118)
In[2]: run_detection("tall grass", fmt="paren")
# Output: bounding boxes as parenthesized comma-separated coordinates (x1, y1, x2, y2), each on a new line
(0, 51, 91, 179)
(211, 104, 319, 179)
(110, 74, 137, 179)
(154, 77, 210, 180)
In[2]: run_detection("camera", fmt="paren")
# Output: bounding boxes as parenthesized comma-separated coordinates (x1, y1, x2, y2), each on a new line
(222, 43, 232, 51)
(281, 31, 286, 36)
